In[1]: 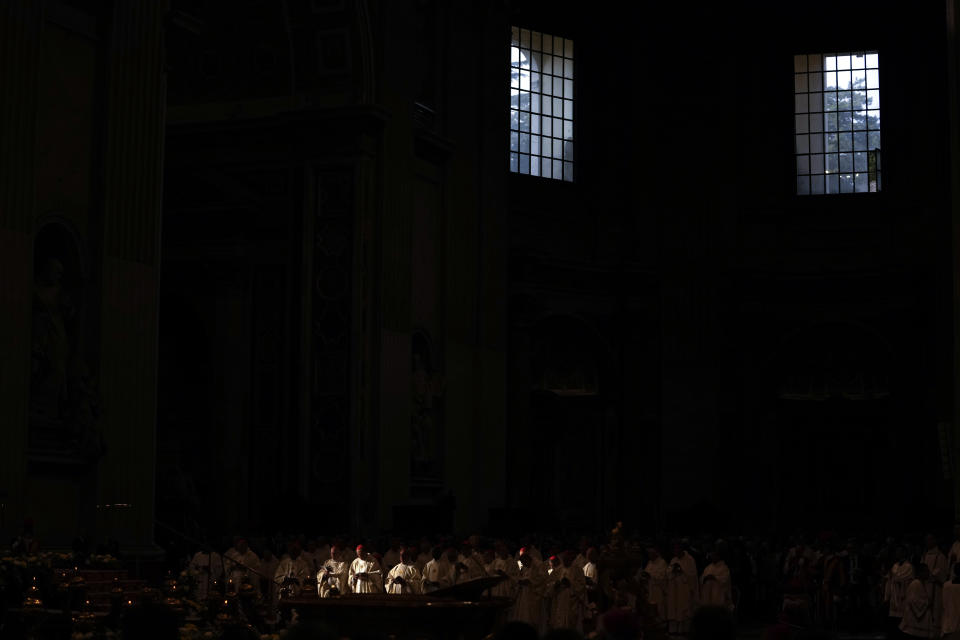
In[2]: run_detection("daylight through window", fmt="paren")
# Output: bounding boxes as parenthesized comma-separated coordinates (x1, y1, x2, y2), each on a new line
(510, 26, 574, 181)
(795, 52, 881, 195)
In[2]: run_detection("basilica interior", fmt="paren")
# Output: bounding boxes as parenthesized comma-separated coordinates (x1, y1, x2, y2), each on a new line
(2, 0, 960, 598)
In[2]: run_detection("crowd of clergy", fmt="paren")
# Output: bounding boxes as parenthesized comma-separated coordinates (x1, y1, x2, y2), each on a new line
(183, 527, 960, 638)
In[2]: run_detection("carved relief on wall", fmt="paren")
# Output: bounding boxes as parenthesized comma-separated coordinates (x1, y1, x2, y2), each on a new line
(29, 220, 104, 462)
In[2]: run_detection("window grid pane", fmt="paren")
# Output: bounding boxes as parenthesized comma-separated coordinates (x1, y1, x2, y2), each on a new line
(510, 27, 574, 181)
(795, 51, 881, 195)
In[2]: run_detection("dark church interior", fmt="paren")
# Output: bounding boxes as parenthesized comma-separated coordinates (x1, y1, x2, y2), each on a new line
(4, 1, 960, 638)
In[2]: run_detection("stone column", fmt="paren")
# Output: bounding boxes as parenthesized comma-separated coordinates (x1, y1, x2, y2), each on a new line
(95, 0, 167, 550)
(0, 0, 42, 543)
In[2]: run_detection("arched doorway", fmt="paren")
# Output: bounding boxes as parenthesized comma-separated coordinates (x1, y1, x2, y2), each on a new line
(525, 315, 609, 531)
(768, 322, 937, 531)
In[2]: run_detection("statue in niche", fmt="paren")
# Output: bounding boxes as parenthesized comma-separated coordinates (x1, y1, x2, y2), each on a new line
(31, 257, 72, 421)
(29, 250, 104, 461)
(411, 335, 443, 480)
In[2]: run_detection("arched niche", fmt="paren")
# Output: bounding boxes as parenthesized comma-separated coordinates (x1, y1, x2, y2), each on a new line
(29, 215, 101, 462)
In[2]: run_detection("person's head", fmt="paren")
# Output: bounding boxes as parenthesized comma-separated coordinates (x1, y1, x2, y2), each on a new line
(561, 550, 575, 568)
(482, 549, 495, 565)
(288, 540, 301, 559)
(518, 548, 533, 567)
(431, 546, 443, 561)
(690, 605, 736, 640)
(895, 545, 907, 562)
(647, 546, 661, 561)
(672, 540, 683, 558)
(926, 534, 938, 550)
(549, 555, 560, 570)
(586, 547, 599, 564)
(391, 537, 402, 550)
(578, 536, 590, 553)
(234, 538, 248, 554)
(330, 545, 340, 560)
(917, 564, 931, 582)
(355, 544, 365, 559)
(402, 547, 416, 565)
(446, 547, 458, 563)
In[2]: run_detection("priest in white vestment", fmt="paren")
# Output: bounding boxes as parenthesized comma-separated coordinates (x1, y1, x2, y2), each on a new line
(667, 542, 699, 635)
(383, 539, 403, 573)
(421, 548, 449, 593)
(548, 550, 587, 632)
(349, 545, 381, 594)
(224, 538, 261, 594)
(700, 553, 734, 611)
(415, 541, 433, 573)
(949, 527, 960, 570)
(900, 564, 937, 638)
(273, 542, 313, 597)
(386, 548, 423, 594)
(583, 547, 599, 589)
(317, 545, 350, 597)
(641, 546, 668, 621)
(189, 549, 224, 601)
(512, 548, 547, 632)
(457, 542, 488, 582)
(943, 564, 960, 640)
(259, 548, 279, 612)
(886, 547, 915, 622)
(489, 543, 520, 599)
(923, 535, 949, 630)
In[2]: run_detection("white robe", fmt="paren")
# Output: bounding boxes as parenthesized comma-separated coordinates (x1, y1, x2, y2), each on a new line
(924, 549, 949, 628)
(488, 556, 519, 599)
(317, 559, 349, 597)
(943, 581, 960, 636)
(667, 554, 698, 634)
(643, 557, 668, 619)
(886, 561, 915, 618)
(700, 561, 733, 611)
(548, 564, 586, 631)
(224, 548, 261, 592)
(386, 562, 422, 594)
(583, 561, 598, 585)
(421, 558, 451, 592)
(512, 563, 547, 631)
(458, 553, 488, 582)
(189, 551, 225, 600)
(349, 556, 381, 593)
(273, 554, 312, 597)
(949, 542, 960, 570)
(900, 579, 936, 638)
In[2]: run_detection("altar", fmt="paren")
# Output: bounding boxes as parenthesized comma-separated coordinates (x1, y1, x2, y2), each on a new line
(279, 577, 511, 639)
